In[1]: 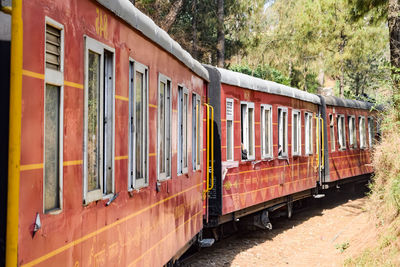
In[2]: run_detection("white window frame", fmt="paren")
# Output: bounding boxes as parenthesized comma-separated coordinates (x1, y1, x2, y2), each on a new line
(261, 104, 273, 159)
(241, 101, 255, 161)
(226, 98, 234, 161)
(83, 36, 116, 203)
(177, 86, 189, 174)
(292, 109, 301, 156)
(337, 114, 346, 150)
(359, 116, 367, 149)
(43, 17, 64, 214)
(329, 114, 335, 152)
(305, 112, 313, 155)
(348, 115, 357, 149)
(192, 93, 202, 170)
(157, 73, 172, 181)
(128, 59, 149, 190)
(277, 107, 289, 158)
(368, 117, 374, 148)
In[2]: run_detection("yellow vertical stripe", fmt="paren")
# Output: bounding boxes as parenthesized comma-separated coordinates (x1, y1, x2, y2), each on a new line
(7, 1, 23, 266)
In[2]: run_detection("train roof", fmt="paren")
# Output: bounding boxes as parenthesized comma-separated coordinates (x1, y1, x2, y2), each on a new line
(95, 0, 209, 82)
(213, 67, 321, 105)
(323, 96, 378, 110)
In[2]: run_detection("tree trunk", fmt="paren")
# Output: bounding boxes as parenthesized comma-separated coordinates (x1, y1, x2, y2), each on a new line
(191, 0, 198, 59)
(160, 0, 184, 32)
(217, 0, 225, 67)
(388, 0, 400, 112)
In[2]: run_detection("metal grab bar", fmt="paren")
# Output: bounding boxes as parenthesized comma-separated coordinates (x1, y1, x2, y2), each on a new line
(209, 105, 214, 192)
(203, 103, 214, 194)
(315, 115, 320, 169)
(320, 117, 325, 169)
(204, 103, 210, 194)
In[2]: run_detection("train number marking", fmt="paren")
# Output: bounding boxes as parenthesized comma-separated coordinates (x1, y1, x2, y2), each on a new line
(96, 8, 108, 38)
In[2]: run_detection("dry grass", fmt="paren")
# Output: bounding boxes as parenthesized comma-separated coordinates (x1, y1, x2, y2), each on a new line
(345, 109, 400, 266)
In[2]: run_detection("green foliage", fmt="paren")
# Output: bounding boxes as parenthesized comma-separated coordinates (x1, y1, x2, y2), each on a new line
(229, 64, 291, 86)
(335, 242, 350, 253)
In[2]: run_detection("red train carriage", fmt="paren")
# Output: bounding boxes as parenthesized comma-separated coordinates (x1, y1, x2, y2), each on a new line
(4, 0, 211, 266)
(204, 66, 325, 227)
(319, 96, 378, 186)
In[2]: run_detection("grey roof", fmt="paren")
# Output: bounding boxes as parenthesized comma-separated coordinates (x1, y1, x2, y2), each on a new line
(214, 67, 321, 105)
(323, 96, 376, 110)
(95, 0, 209, 82)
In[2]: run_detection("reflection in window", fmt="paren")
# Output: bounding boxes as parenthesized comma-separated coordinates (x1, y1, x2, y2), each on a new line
(278, 107, 288, 157)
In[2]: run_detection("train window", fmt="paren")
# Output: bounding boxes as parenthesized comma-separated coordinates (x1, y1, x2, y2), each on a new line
(278, 107, 288, 157)
(84, 36, 116, 202)
(292, 110, 301, 156)
(329, 114, 335, 152)
(158, 74, 171, 180)
(305, 112, 313, 155)
(359, 116, 367, 149)
(128, 61, 148, 189)
(44, 18, 64, 213)
(192, 93, 201, 170)
(226, 98, 234, 161)
(241, 102, 255, 160)
(261, 104, 273, 159)
(368, 117, 374, 147)
(44, 84, 62, 212)
(178, 86, 189, 174)
(348, 116, 357, 149)
(337, 114, 346, 150)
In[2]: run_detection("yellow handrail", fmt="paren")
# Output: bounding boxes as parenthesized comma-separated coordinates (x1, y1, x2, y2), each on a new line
(204, 103, 210, 194)
(208, 105, 214, 192)
(315, 115, 319, 168)
(7, 0, 22, 266)
(320, 117, 325, 169)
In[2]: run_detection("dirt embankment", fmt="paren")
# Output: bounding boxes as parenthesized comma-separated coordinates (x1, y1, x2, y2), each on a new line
(186, 185, 376, 267)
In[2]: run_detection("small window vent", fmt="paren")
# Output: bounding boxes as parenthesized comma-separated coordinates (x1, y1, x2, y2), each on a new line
(46, 24, 61, 70)
(226, 100, 233, 117)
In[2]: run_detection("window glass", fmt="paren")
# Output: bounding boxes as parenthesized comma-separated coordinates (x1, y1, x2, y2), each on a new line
(178, 87, 188, 173)
(241, 102, 255, 160)
(278, 108, 288, 156)
(226, 98, 234, 161)
(337, 115, 346, 150)
(348, 116, 357, 148)
(305, 112, 313, 154)
(44, 84, 60, 212)
(368, 117, 374, 147)
(88, 51, 100, 192)
(292, 110, 301, 155)
(158, 76, 171, 179)
(192, 93, 201, 169)
(359, 116, 366, 149)
(135, 71, 144, 178)
(329, 114, 335, 151)
(261, 105, 272, 158)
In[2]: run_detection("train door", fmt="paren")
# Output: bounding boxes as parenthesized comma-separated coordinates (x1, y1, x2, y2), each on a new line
(0, 9, 11, 266)
(315, 112, 325, 185)
(203, 103, 214, 222)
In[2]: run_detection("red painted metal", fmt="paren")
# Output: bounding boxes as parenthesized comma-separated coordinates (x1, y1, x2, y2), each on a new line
(219, 84, 320, 215)
(325, 105, 375, 182)
(18, 0, 206, 266)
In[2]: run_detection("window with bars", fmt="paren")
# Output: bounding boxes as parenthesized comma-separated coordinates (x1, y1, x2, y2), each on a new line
(158, 74, 171, 180)
(348, 116, 357, 149)
(178, 87, 188, 174)
(261, 104, 273, 159)
(226, 98, 234, 161)
(359, 116, 367, 149)
(292, 110, 301, 156)
(329, 114, 335, 151)
(192, 93, 201, 170)
(305, 112, 313, 155)
(337, 114, 346, 150)
(278, 107, 288, 157)
(44, 19, 64, 213)
(241, 102, 255, 160)
(84, 36, 115, 203)
(368, 117, 374, 148)
(128, 61, 148, 189)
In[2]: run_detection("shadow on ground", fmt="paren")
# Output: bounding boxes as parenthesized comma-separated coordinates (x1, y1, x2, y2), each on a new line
(183, 183, 368, 267)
